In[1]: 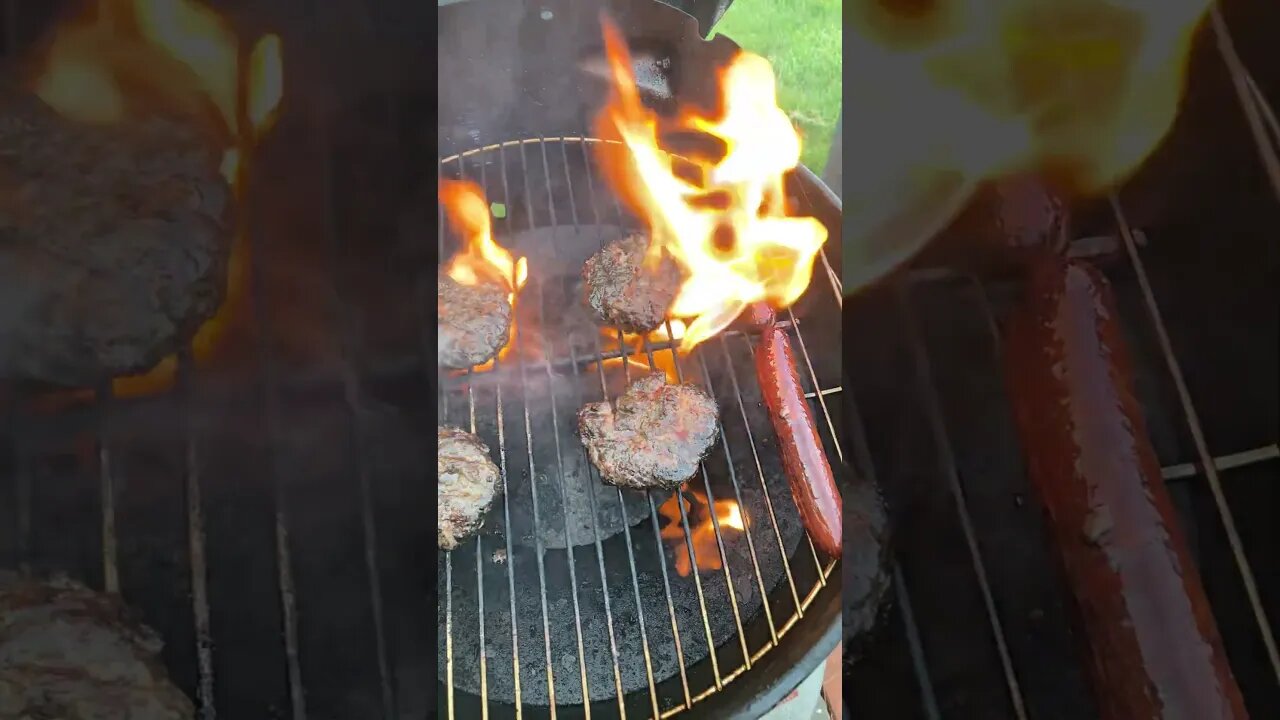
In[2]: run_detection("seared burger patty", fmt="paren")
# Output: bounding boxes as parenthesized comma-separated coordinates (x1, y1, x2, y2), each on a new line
(438, 273, 513, 369)
(577, 373, 719, 490)
(0, 574, 194, 719)
(583, 233, 683, 334)
(438, 426, 502, 550)
(0, 83, 230, 385)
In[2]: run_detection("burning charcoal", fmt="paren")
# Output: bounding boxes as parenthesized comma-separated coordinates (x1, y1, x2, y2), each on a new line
(577, 373, 719, 490)
(438, 426, 502, 550)
(437, 273, 513, 370)
(582, 233, 684, 334)
(0, 573, 194, 719)
(0, 84, 230, 385)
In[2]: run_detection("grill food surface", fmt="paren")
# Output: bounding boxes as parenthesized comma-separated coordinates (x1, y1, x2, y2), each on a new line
(583, 232, 684, 333)
(434, 136, 842, 713)
(437, 272, 513, 369)
(0, 574, 193, 719)
(0, 83, 229, 385)
(438, 426, 503, 550)
(578, 372, 720, 490)
(1005, 256, 1249, 720)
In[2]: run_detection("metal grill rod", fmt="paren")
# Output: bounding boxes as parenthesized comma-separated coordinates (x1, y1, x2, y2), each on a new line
(531, 272, 600, 716)
(177, 353, 217, 720)
(246, 153, 308, 720)
(1108, 194, 1280, 683)
(896, 285, 1030, 720)
(495, 142, 566, 716)
(1160, 444, 1279, 481)
(1210, 6, 1280, 201)
(715, 339, 802, 631)
(466, 146, 530, 718)
(893, 566, 942, 720)
(837, 295, 942, 720)
(435, 171, 458, 720)
(318, 115, 397, 720)
(95, 383, 120, 595)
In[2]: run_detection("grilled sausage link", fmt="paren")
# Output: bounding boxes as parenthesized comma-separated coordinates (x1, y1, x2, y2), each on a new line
(1005, 256, 1248, 720)
(753, 308, 842, 558)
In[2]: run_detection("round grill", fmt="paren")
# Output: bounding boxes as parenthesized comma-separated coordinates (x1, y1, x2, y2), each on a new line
(436, 136, 843, 718)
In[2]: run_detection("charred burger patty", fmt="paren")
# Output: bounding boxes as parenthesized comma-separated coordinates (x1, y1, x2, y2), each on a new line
(0, 83, 230, 385)
(0, 574, 194, 719)
(583, 233, 683, 334)
(437, 273, 513, 370)
(438, 426, 502, 550)
(577, 373, 719, 490)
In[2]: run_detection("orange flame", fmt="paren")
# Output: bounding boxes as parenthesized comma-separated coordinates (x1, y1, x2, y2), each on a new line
(32, 0, 283, 397)
(439, 179, 529, 373)
(593, 20, 827, 351)
(840, 0, 1213, 288)
(658, 487, 745, 577)
(590, 322, 687, 382)
(440, 180, 528, 294)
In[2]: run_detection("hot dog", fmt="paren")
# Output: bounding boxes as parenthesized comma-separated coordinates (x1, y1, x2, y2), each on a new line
(750, 303, 842, 558)
(1005, 256, 1248, 719)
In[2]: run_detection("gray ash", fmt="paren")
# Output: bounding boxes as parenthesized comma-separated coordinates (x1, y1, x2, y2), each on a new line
(437, 273, 513, 369)
(583, 233, 683, 334)
(577, 373, 719, 491)
(438, 427, 503, 551)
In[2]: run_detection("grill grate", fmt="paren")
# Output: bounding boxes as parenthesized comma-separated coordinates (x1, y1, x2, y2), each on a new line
(844, 10, 1280, 717)
(436, 136, 843, 718)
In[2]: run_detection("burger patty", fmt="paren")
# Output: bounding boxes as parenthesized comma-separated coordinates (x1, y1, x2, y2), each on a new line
(0, 574, 193, 719)
(437, 273, 513, 370)
(577, 373, 719, 490)
(0, 82, 230, 385)
(583, 233, 684, 334)
(438, 426, 502, 550)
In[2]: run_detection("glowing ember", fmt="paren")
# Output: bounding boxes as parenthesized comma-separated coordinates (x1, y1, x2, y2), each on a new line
(840, 0, 1213, 288)
(439, 180, 529, 373)
(658, 487, 746, 577)
(593, 20, 827, 351)
(33, 0, 284, 397)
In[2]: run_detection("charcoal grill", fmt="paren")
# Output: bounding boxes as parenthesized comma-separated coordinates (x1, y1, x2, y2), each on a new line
(0, 1, 846, 719)
(842, 3, 1280, 718)
(435, 136, 845, 718)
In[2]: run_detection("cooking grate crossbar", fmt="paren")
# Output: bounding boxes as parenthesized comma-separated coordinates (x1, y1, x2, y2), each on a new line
(852, 18, 1280, 713)
(438, 136, 841, 719)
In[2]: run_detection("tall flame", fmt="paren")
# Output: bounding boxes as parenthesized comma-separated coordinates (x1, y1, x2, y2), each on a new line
(594, 20, 827, 350)
(840, 0, 1212, 289)
(439, 180, 529, 373)
(440, 180, 528, 293)
(32, 0, 284, 396)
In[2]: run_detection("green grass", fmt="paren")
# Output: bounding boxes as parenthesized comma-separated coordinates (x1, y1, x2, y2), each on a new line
(713, 0, 841, 174)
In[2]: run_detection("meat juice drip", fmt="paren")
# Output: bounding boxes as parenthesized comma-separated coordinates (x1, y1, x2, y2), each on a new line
(1005, 256, 1248, 720)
